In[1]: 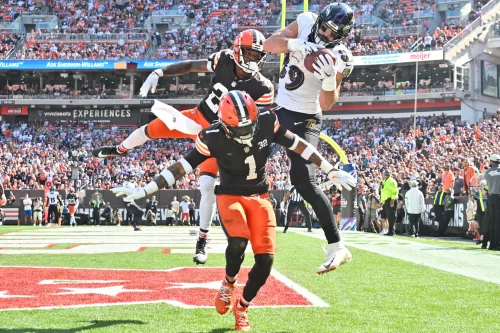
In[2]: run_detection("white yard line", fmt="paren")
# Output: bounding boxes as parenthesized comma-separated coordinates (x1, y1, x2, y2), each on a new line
(291, 230, 500, 285)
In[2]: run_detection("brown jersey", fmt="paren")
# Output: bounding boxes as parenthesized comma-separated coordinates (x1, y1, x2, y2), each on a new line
(198, 49, 274, 124)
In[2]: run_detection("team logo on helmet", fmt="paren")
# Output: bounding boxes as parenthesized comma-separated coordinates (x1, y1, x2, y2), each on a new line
(218, 90, 259, 147)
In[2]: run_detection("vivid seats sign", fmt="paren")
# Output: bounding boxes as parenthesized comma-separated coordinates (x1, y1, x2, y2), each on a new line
(29, 107, 143, 124)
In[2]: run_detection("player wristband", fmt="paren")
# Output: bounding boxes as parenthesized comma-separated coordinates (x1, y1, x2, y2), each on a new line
(179, 158, 193, 174)
(321, 76, 337, 91)
(300, 144, 315, 160)
(143, 182, 159, 196)
(320, 160, 334, 174)
(287, 39, 300, 52)
(160, 169, 176, 186)
(153, 69, 164, 77)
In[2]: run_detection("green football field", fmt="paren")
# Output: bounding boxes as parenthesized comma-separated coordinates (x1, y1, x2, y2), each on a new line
(0, 226, 499, 333)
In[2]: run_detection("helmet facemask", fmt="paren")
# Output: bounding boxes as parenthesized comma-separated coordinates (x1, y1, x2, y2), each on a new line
(235, 47, 267, 75)
(221, 117, 259, 147)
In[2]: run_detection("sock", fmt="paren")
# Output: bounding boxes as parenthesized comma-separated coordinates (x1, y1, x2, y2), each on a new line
(199, 229, 209, 238)
(199, 175, 216, 230)
(225, 274, 236, 284)
(238, 298, 250, 308)
(327, 241, 345, 252)
(120, 125, 149, 151)
(117, 144, 129, 153)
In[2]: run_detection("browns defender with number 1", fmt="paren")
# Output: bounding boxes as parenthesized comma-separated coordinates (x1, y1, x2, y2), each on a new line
(112, 90, 356, 332)
(93, 29, 274, 265)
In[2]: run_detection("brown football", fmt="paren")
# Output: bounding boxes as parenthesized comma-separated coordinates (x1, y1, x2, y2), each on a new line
(303, 48, 336, 74)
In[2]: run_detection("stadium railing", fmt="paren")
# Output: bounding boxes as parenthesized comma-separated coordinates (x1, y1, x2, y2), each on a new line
(412, 9, 435, 18)
(443, 0, 500, 53)
(1, 87, 452, 100)
(358, 25, 421, 37)
(27, 32, 149, 42)
(152, 9, 186, 15)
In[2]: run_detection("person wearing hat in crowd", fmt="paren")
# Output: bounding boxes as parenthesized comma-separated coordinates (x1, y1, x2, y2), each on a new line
(483, 153, 500, 250)
(438, 188, 455, 237)
(405, 180, 425, 238)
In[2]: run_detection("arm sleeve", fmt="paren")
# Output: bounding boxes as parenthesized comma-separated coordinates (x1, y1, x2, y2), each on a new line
(272, 114, 296, 148)
(185, 132, 211, 168)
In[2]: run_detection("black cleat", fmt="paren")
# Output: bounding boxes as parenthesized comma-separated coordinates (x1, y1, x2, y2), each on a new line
(193, 237, 208, 265)
(92, 146, 127, 158)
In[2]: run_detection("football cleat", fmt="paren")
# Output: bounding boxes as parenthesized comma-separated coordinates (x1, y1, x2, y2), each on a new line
(193, 237, 208, 265)
(233, 299, 250, 332)
(317, 245, 352, 275)
(215, 279, 235, 315)
(92, 146, 127, 158)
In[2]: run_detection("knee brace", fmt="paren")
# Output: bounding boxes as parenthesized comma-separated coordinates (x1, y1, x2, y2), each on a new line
(199, 175, 216, 230)
(226, 237, 248, 262)
(248, 254, 274, 287)
(225, 237, 248, 277)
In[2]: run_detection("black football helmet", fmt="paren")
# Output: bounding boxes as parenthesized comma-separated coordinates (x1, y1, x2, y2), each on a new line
(309, 3, 354, 48)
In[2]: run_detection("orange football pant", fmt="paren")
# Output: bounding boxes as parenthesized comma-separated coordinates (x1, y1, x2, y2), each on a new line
(217, 193, 276, 254)
(146, 107, 218, 176)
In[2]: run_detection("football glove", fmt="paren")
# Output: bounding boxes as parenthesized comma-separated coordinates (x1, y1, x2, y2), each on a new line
(139, 69, 163, 97)
(112, 187, 147, 202)
(312, 54, 337, 91)
(327, 169, 356, 191)
(287, 38, 323, 57)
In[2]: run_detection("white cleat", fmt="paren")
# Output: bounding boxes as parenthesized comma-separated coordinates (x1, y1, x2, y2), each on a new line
(317, 244, 352, 275)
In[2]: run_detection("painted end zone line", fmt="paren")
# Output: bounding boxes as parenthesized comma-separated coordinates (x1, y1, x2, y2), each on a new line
(270, 268, 329, 308)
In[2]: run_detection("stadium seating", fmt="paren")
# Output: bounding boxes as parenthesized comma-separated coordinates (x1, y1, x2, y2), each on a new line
(1, 110, 499, 193)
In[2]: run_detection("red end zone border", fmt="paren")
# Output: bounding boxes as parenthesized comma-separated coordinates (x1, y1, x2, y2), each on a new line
(0, 266, 328, 311)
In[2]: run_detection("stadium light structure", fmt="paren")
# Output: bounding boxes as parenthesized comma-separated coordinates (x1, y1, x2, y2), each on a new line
(412, 0, 421, 172)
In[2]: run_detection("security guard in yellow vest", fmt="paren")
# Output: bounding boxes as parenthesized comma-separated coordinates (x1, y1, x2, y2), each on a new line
(473, 183, 488, 233)
(91, 198, 102, 226)
(433, 184, 446, 223)
(380, 170, 399, 236)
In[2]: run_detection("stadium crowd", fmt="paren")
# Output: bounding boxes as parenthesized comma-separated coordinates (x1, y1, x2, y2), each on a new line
(1, 111, 499, 197)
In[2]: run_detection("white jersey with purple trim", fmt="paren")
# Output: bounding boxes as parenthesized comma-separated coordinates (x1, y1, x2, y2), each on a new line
(47, 192, 59, 205)
(276, 12, 354, 114)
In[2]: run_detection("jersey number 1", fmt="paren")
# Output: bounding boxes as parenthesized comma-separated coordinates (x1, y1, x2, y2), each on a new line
(244, 155, 257, 180)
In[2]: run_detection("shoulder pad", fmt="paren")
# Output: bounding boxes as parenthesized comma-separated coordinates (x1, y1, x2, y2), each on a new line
(207, 49, 234, 72)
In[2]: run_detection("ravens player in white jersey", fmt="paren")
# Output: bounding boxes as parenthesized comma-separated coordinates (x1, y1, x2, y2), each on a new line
(93, 29, 273, 265)
(46, 186, 62, 225)
(263, 3, 355, 274)
(112, 90, 355, 331)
